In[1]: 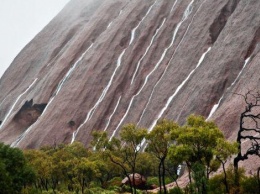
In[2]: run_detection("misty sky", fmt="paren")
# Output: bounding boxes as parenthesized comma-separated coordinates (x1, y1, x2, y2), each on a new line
(0, 0, 70, 78)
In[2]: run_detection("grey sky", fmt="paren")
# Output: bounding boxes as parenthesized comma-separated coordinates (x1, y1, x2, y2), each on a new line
(0, 0, 70, 78)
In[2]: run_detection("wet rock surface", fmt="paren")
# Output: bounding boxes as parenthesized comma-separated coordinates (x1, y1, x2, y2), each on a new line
(13, 99, 46, 127)
(0, 0, 259, 170)
(121, 173, 146, 189)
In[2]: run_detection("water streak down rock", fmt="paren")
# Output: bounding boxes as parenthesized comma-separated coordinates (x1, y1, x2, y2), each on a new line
(0, 0, 260, 170)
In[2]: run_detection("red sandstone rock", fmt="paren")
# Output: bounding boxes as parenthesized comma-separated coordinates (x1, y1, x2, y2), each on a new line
(0, 0, 259, 171)
(121, 173, 146, 188)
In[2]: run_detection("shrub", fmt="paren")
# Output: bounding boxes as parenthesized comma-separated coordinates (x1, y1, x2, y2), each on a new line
(107, 177, 122, 189)
(0, 143, 35, 194)
(168, 187, 184, 194)
(147, 176, 159, 186)
(208, 166, 246, 194)
(241, 176, 260, 194)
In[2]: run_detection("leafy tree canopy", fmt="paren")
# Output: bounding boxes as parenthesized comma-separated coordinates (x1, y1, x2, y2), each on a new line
(0, 143, 35, 194)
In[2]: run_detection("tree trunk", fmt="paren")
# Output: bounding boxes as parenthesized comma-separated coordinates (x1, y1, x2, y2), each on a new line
(51, 177, 57, 193)
(82, 178, 85, 194)
(187, 162, 192, 184)
(186, 162, 193, 194)
(158, 161, 162, 194)
(174, 179, 179, 188)
(233, 110, 244, 194)
(40, 178, 48, 191)
(133, 172, 137, 194)
(127, 174, 134, 194)
(222, 161, 229, 194)
(216, 156, 229, 194)
(161, 157, 167, 194)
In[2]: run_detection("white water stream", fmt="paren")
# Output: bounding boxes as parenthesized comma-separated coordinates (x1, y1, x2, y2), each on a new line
(0, 78, 38, 130)
(106, 8, 126, 29)
(110, 0, 197, 140)
(206, 96, 224, 120)
(55, 43, 93, 95)
(170, 0, 179, 13)
(148, 47, 212, 132)
(131, 0, 180, 85)
(129, 0, 157, 46)
(46, 43, 94, 115)
(71, 49, 126, 143)
(72, 2, 158, 142)
(231, 57, 251, 87)
(107, 22, 113, 29)
(103, 96, 122, 131)
(37, 43, 94, 120)
(206, 57, 251, 120)
(131, 18, 166, 85)
(11, 44, 94, 147)
(138, 0, 207, 126)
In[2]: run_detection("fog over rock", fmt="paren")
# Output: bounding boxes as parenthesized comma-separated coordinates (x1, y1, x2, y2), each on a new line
(0, 0, 259, 171)
(0, 0, 70, 78)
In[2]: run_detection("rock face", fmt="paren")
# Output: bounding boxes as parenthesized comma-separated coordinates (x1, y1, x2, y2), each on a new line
(13, 99, 46, 127)
(121, 173, 146, 188)
(0, 0, 259, 169)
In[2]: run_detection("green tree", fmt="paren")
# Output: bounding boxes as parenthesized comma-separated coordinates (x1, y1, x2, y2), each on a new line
(214, 139, 238, 193)
(88, 151, 121, 188)
(92, 124, 147, 194)
(71, 158, 100, 193)
(0, 143, 35, 194)
(114, 124, 147, 194)
(208, 166, 246, 194)
(26, 142, 91, 193)
(135, 152, 158, 178)
(146, 119, 180, 194)
(51, 142, 89, 192)
(24, 149, 52, 191)
(170, 115, 227, 194)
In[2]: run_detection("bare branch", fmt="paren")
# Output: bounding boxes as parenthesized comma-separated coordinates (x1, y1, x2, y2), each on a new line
(233, 92, 247, 103)
(241, 136, 260, 140)
(241, 127, 260, 133)
(234, 91, 260, 174)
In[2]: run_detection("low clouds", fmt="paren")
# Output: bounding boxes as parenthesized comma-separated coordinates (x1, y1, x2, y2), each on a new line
(0, 0, 70, 78)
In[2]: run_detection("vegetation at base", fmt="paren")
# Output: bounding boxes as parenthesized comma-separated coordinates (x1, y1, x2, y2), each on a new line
(0, 143, 35, 194)
(0, 114, 259, 194)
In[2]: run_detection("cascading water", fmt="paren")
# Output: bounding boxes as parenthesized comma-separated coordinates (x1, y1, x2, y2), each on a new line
(129, 0, 157, 45)
(110, 0, 197, 140)
(206, 57, 251, 120)
(137, 0, 208, 126)
(131, 18, 166, 85)
(55, 43, 94, 95)
(103, 96, 122, 131)
(170, 0, 178, 13)
(0, 78, 38, 130)
(11, 44, 94, 147)
(148, 47, 212, 132)
(71, 49, 126, 143)
(72, 2, 158, 143)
